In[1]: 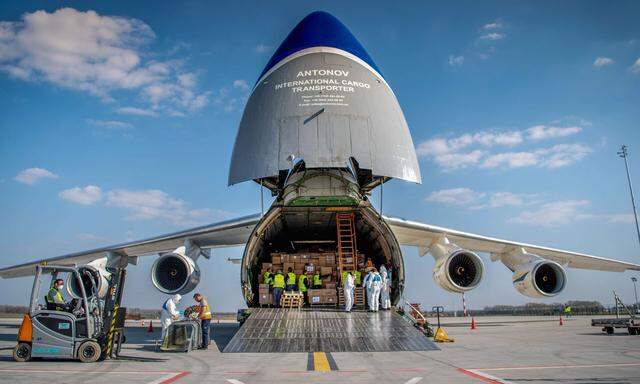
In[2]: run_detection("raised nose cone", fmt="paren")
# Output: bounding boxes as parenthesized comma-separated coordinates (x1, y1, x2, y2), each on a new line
(258, 11, 381, 82)
(229, 11, 422, 187)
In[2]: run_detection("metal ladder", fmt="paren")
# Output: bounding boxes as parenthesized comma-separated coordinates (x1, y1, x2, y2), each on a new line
(336, 212, 358, 281)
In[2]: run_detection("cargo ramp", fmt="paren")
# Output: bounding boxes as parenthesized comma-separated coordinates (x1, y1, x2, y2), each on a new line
(223, 308, 438, 353)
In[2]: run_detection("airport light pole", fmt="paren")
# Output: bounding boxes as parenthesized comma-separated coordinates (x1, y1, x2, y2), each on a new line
(632, 277, 638, 313)
(618, 145, 640, 248)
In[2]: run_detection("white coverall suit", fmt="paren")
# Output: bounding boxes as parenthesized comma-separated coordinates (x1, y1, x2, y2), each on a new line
(370, 272, 382, 311)
(363, 272, 373, 310)
(380, 269, 391, 310)
(343, 273, 355, 312)
(161, 294, 181, 340)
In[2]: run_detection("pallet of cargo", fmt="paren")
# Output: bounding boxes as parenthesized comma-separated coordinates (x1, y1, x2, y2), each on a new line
(280, 292, 304, 309)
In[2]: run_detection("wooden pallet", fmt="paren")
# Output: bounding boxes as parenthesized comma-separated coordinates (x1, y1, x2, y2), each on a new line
(280, 292, 304, 309)
(338, 286, 365, 309)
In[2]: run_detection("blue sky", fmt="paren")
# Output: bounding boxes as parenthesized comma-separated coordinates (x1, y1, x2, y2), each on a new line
(1, 1, 639, 312)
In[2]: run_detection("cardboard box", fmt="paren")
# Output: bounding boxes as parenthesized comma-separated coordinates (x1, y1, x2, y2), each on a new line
(271, 254, 283, 264)
(259, 283, 270, 291)
(307, 289, 323, 304)
(271, 264, 283, 272)
(259, 292, 271, 305)
(320, 266, 333, 276)
(291, 254, 300, 262)
(283, 262, 294, 273)
(294, 262, 305, 270)
(300, 254, 310, 261)
(262, 262, 272, 270)
(325, 282, 336, 290)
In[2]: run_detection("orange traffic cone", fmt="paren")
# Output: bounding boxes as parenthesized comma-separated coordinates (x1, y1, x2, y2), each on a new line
(470, 317, 477, 330)
(559, 315, 564, 326)
(147, 320, 154, 332)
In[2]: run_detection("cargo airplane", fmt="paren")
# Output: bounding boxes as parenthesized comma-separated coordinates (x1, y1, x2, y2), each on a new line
(2, 11, 639, 309)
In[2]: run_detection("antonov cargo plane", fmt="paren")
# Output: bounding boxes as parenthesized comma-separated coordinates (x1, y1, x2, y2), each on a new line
(1, 12, 638, 307)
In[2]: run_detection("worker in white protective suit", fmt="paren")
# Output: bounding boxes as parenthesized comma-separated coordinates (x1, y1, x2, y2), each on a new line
(161, 294, 182, 340)
(370, 270, 382, 312)
(363, 270, 373, 311)
(380, 268, 391, 310)
(343, 272, 355, 312)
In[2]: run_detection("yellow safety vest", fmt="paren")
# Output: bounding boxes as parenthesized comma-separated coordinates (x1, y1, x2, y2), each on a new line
(287, 272, 296, 285)
(46, 288, 64, 310)
(298, 275, 308, 292)
(199, 297, 212, 320)
(313, 273, 322, 286)
(263, 271, 273, 285)
(354, 270, 362, 285)
(273, 273, 285, 288)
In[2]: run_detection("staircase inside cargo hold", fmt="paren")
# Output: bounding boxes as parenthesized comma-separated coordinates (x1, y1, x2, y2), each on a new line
(336, 212, 358, 280)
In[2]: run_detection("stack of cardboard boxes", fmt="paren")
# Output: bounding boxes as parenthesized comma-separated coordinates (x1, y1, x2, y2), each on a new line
(258, 283, 271, 306)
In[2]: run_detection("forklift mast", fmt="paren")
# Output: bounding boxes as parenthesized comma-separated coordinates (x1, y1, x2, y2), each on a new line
(99, 267, 127, 358)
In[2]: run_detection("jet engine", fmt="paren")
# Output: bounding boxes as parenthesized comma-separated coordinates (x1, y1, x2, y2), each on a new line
(512, 260, 566, 297)
(151, 246, 201, 294)
(430, 239, 484, 292)
(67, 258, 111, 299)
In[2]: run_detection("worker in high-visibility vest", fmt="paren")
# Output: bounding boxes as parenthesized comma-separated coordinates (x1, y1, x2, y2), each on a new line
(298, 273, 309, 304)
(263, 267, 273, 286)
(272, 270, 285, 307)
(286, 267, 297, 291)
(45, 278, 68, 311)
(193, 293, 212, 349)
(312, 271, 323, 288)
(354, 270, 362, 286)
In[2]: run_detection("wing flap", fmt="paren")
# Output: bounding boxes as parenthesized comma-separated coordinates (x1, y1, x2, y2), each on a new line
(384, 216, 640, 272)
(0, 214, 261, 278)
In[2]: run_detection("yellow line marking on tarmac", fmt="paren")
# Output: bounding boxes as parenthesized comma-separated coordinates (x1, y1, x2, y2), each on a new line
(313, 351, 331, 372)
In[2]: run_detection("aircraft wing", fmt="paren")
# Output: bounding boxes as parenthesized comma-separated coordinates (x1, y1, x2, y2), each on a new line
(0, 214, 261, 278)
(384, 216, 640, 272)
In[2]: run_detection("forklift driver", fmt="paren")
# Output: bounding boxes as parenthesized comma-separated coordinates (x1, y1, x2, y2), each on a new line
(45, 278, 69, 311)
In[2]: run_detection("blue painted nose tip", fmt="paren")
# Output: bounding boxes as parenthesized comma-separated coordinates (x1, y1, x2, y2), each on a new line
(258, 11, 381, 81)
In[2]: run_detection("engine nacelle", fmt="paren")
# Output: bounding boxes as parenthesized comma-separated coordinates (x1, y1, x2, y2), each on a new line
(67, 257, 111, 299)
(151, 246, 201, 294)
(432, 245, 484, 293)
(512, 260, 566, 297)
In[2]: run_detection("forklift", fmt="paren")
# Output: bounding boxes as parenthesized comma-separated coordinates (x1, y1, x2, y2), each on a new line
(13, 263, 127, 363)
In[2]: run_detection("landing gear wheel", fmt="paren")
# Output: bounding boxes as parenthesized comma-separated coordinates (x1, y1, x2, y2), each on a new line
(13, 343, 31, 362)
(78, 340, 101, 363)
(605, 327, 614, 335)
(629, 327, 638, 335)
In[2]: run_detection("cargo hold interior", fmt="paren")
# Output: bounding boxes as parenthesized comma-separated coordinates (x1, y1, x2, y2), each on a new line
(241, 205, 404, 307)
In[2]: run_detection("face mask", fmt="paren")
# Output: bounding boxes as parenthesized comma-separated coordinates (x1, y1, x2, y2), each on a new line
(59, 285, 64, 290)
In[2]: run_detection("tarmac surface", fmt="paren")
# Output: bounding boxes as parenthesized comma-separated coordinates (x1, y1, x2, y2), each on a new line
(0, 313, 638, 383)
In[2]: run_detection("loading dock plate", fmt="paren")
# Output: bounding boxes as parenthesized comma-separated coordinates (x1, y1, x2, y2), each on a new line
(223, 308, 439, 353)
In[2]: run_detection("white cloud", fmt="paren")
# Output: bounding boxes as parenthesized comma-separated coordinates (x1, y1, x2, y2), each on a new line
(479, 33, 504, 41)
(631, 58, 640, 74)
(511, 200, 633, 227)
(526, 125, 582, 140)
(59, 185, 103, 205)
(255, 43, 271, 53)
(86, 119, 132, 129)
(448, 55, 464, 66)
(14, 167, 58, 185)
(593, 57, 614, 67)
(426, 188, 485, 205)
(116, 106, 157, 116)
(482, 21, 502, 30)
(510, 200, 589, 227)
(105, 188, 227, 226)
(417, 121, 590, 171)
(426, 188, 538, 209)
(0, 8, 209, 115)
(233, 79, 249, 90)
